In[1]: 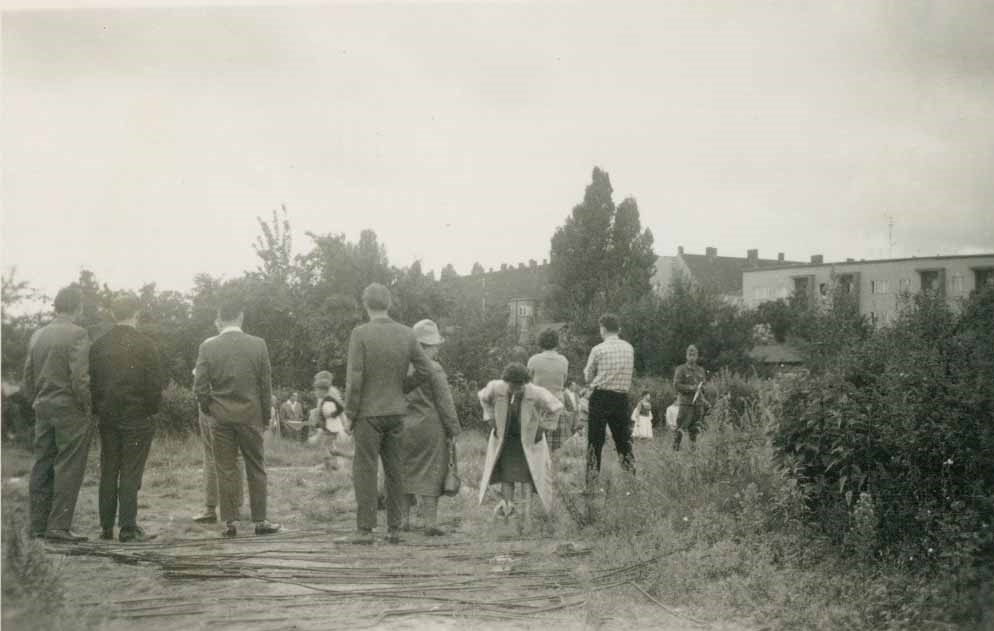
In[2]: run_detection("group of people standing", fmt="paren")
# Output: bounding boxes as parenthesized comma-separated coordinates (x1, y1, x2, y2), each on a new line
(23, 288, 163, 542)
(21, 281, 710, 544)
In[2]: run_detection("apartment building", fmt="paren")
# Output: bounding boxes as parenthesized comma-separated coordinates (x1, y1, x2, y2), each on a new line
(742, 253, 994, 326)
(653, 246, 803, 305)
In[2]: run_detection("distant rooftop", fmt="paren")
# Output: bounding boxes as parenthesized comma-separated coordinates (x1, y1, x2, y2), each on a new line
(742, 252, 994, 274)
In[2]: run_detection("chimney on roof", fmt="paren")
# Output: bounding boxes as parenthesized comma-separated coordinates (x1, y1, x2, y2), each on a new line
(811, 254, 823, 264)
(542, 258, 547, 266)
(500, 263, 507, 271)
(677, 245, 684, 255)
(846, 258, 855, 262)
(777, 252, 785, 263)
(747, 249, 759, 265)
(706, 246, 717, 260)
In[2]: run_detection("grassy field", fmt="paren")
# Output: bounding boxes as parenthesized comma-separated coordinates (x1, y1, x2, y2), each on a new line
(2, 411, 988, 630)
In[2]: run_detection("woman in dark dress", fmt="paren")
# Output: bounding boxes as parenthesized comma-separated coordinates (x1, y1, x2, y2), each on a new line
(478, 363, 563, 528)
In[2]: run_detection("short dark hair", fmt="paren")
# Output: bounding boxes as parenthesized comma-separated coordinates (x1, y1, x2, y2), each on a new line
(53, 287, 82, 315)
(598, 313, 620, 333)
(362, 283, 391, 311)
(641, 390, 650, 397)
(110, 292, 141, 322)
(537, 329, 558, 350)
(501, 362, 530, 385)
(217, 297, 245, 322)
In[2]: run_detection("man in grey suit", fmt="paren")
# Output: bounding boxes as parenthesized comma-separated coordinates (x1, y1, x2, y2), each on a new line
(24, 287, 94, 542)
(342, 283, 432, 544)
(193, 297, 280, 538)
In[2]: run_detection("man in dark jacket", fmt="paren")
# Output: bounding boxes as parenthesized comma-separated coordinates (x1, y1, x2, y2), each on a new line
(23, 287, 93, 542)
(194, 297, 280, 538)
(342, 283, 432, 544)
(89, 293, 163, 542)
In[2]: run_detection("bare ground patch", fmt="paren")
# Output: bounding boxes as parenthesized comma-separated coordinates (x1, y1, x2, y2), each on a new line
(2, 432, 748, 631)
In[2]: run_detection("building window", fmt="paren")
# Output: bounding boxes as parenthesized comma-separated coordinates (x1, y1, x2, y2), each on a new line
(837, 274, 856, 295)
(819, 283, 828, 296)
(870, 280, 889, 294)
(951, 275, 964, 292)
(777, 287, 789, 299)
(899, 278, 912, 292)
(919, 270, 942, 295)
(975, 268, 994, 290)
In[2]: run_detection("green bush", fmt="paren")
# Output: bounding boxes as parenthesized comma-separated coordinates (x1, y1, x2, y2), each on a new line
(770, 288, 994, 625)
(152, 381, 198, 435)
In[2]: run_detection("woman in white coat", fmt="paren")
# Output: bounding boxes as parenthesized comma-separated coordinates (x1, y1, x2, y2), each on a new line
(478, 363, 563, 528)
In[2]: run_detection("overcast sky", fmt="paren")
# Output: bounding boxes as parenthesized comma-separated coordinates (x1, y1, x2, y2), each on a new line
(3, 0, 993, 301)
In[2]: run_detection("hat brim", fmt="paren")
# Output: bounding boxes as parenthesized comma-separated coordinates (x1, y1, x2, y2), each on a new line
(417, 334, 444, 346)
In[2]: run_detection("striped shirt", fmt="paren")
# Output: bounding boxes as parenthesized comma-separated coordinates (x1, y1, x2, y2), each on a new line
(583, 335, 634, 393)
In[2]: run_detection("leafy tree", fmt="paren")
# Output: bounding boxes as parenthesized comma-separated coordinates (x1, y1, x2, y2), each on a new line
(1, 268, 45, 380)
(548, 167, 655, 333)
(391, 260, 451, 326)
(470, 262, 485, 276)
(253, 205, 293, 285)
(440, 263, 459, 281)
(755, 298, 793, 343)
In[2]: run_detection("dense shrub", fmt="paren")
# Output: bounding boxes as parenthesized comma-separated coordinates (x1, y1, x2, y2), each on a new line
(152, 382, 198, 435)
(771, 288, 994, 625)
(449, 373, 484, 431)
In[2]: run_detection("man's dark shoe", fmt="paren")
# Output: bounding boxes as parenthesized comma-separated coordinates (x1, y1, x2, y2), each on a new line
(192, 510, 218, 524)
(385, 530, 402, 544)
(254, 520, 281, 535)
(100, 528, 114, 541)
(44, 530, 88, 542)
(221, 523, 237, 538)
(119, 527, 156, 543)
(335, 530, 374, 545)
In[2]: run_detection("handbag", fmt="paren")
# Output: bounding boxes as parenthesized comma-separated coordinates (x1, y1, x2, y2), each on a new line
(443, 439, 461, 497)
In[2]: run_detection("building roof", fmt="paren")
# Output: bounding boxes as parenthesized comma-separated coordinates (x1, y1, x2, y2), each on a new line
(679, 254, 801, 295)
(441, 264, 550, 308)
(748, 343, 805, 364)
(742, 253, 994, 275)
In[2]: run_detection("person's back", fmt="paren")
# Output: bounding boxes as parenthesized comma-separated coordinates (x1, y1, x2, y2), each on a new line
(24, 287, 94, 542)
(26, 317, 91, 417)
(198, 330, 268, 426)
(347, 317, 423, 419)
(527, 351, 568, 397)
(90, 326, 161, 421)
(342, 283, 432, 544)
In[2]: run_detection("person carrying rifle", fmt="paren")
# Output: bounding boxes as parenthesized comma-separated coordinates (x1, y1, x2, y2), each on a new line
(672, 345, 708, 451)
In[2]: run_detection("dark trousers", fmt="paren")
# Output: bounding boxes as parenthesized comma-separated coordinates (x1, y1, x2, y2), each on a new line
(29, 412, 94, 534)
(99, 418, 155, 531)
(586, 390, 635, 484)
(353, 415, 404, 532)
(210, 418, 267, 523)
(672, 404, 701, 451)
(199, 412, 243, 510)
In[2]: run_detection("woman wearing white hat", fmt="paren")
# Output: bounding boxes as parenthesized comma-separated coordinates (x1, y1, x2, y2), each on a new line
(399, 319, 461, 535)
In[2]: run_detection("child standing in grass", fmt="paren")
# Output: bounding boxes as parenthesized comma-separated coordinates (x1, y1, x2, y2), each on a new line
(630, 390, 654, 439)
(307, 371, 346, 470)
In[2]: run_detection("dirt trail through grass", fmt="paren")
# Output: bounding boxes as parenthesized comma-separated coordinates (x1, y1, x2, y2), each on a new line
(3, 434, 747, 631)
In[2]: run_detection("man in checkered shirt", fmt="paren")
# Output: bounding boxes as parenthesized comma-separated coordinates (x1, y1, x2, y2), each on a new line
(583, 313, 636, 485)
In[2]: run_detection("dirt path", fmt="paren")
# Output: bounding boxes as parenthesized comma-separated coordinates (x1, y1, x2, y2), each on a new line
(2, 437, 744, 631)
